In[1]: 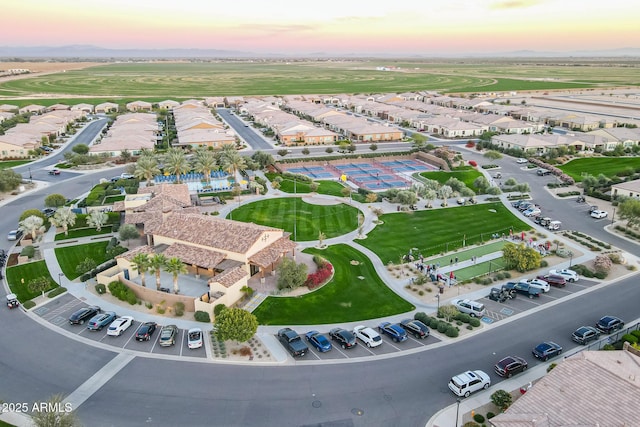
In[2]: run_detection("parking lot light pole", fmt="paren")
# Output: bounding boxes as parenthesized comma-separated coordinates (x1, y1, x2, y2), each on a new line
(58, 273, 64, 287)
(455, 398, 461, 427)
(436, 294, 440, 312)
(569, 252, 573, 268)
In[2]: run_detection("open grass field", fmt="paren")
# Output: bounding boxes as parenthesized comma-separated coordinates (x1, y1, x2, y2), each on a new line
(253, 244, 415, 325)
(55, 241, 110, 280)
(1, 60, 639, 102)
(229, 197, 359, 241)
(265, 173, 347, 197)
(419, 167, 484, 193)
(558, 157, 640, 182)
(6, 260, 57, 302)
(359, 202, 530, 264)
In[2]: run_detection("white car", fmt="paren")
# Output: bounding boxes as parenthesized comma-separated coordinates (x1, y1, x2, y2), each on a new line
(353, 325, 383, 348)
(590, 210, 608, 219)
(7, 229, 23, 241)
(523, 208, 541, 217)
(187, 328, 203, 349)
(106, 316, 134, 336)
(448, 370, 491, 397)
(549, 268, 579, 282)
(520, 278, 550, 293)
(516, 158, 528, 164)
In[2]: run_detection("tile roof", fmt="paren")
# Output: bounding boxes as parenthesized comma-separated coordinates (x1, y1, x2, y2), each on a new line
(208, 266, 247, 288)
(162, 242, 226, 269)
(138, 183, 192, 205)
(249, 235, 297, 268)
(116, 244, 156, 261)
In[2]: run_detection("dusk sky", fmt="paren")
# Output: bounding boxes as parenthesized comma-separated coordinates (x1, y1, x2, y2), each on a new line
(2, 0, 638, 55)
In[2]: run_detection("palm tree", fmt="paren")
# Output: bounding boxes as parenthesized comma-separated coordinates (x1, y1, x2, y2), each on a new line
(192, 148, 217, 184)
(135, 155, 160, 186)
(148, 253, 168, 290)
(130, 253, 150, 287)
(86, 210, 108, 232)
(219, 147, 247, 185)
(49, 206, 76, 236)
(164, 257, 187, 294)
(18, 215, 45, 242)
(164, 148, 190, 183)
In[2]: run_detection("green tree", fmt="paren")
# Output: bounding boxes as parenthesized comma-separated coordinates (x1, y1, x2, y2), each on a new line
(164, 148, 190, 182)
(438, 304, 459, 322)
(490, 389, 513, 412)
(192, 148, 218, 184)
(134, 155, 160, 186)
(0, 169, 23, 192)
(130, 252, 150, 288)
(240, 285, 254, 300)
(214, 308, 258, 343)
(412, 133, 428, 149)
(338, 141, 349, 152)
(165, 257, 187, 294)
(394, 190, 418, 205)
(483, 150, 503, 160)
(325, 147, 334, 154)
(72, 143, 89, 154)
(309, 182, 319, 192)
(149, 253, 168, 290)
(76, 257, 97, 275)
(438, 185, 453, 206)
(120, 149, 132, 163)
(301, 147, 310, 155)
(28, 276, 53, 298)
(502, 242, 542, 272)
(86, 210, 108, 232)
(49, 207, 77, 237)
(369, 143, 378, 151)
(19, 215, 45, 241)
(20, 209, 46, 223)
(45, 194, 67, 208)
(220, 148, 248, 184)
(341, 186, 352, 198)
(347, 143, 356, 153)
(31, 393, 80, 427)
(473, 176, 489, 192)
(277, 149, 289, 157)
(118, 224, 140, 247)
(365, 192, 379, 203)
(515, 183, 530, 197)
(251, 151, 275, 169)
(618, 198, 640, 228)
(276, 257, 308, 290)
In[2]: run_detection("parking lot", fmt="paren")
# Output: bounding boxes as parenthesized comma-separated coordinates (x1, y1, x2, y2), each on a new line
(34, 294, 206, 358)
(479, 278, 598, 324)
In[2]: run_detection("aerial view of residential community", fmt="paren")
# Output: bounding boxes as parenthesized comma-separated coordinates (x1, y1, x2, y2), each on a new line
(1, 1, 640, 427)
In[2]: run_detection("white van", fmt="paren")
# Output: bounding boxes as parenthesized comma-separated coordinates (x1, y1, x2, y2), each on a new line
(451, 299, 486, 317)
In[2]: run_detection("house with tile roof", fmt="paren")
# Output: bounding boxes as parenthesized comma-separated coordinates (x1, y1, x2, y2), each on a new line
(490, 344, 640, 427)
(0, 104, 18, 112)
(71, 103, 94, 113)
(126, 100, 153, 112)
(18, 104, 46, 114)
(107, 183, 296, 316)
(95, 102, 119, 114)
(611, 178, 640, 199)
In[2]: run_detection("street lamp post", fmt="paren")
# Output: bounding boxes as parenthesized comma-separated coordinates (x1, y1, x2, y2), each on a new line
(28, 167, 33, 183)
(611, 207, 616, 225)
(436, 294, 440, 312)
(455, 398, 461, 427)
(57, 273, 64, 287)
(569, 252, 574, 268)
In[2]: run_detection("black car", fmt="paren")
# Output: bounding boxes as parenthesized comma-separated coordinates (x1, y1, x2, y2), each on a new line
(572, 326, 601, 345)
(596, 316, 624, 334)
(329, 328, 357, 349)
(532, 342, 563, 361)
(135, 322, 157, 341)
(41, 208, 56, 217)
(503, 282, 540, 299)
(69, 305, 101, 325)
(494, 356, 528, 378)
(400, 319, 430, 339)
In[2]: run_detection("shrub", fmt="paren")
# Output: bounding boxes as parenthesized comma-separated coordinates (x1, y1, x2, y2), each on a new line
(490, 390, 513, 411)
(125, 291, 137, 305)
(23, 300, 36, 309)
(174, 301, 185, 317)
(631, 330, 640, 339)
(20, 245, 35, 258)
(469, 318, 481, 327)
(414, 312, 429, 324)
(593, 255, 613, 274)
(473, 414, 485, 423)
(47, 287, 67, 298)
(486, 412, 495, 419)
(456, 313, 471, 324)
(156, 306, 166, 314)
(621, 334, 638, 345)
(214, 304, 227, 317)
(145, 301, 153, 309)
(304, 261, 333, 289)
(547, 363, 557, 372)
(594, 271, 607, 280)
(608, 253, 623, 264)
(437, 322, 448, 333)
(429, 318, 440, 329)
(195, 311, 211, 322)
(95, 283, 106, 294)
(445, 326, 459, 337)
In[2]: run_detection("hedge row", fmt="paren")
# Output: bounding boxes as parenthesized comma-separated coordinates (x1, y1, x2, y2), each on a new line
(108, 281, 137, 305)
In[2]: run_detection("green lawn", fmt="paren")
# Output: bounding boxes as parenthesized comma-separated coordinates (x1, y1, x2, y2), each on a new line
(6, 260, 57, 302)
(253, 244, 415, 325)
(265, 173, 347, 197)
(0, 160, 30, 169)
(54, 226, 113, 241)
(359, 202, 530, 264)
(228, 198, 359, 241)
(55, 241, 111, 280)
(419, 167, 484, 193)
(558, 157, 640, 182)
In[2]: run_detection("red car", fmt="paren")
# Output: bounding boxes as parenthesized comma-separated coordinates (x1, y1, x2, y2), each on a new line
(48, 169, 61, 175)
(537, 274, 566, 288)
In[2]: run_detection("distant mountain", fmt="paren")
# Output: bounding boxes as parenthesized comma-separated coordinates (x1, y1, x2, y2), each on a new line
(0, 45, 638, 59)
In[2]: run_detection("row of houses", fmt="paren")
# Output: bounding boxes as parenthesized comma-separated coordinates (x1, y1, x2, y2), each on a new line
(89, 113, 158, 156)
(171, 101, 236, 149)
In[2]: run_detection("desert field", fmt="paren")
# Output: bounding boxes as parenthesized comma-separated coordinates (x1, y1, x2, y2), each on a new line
(0, 59, 638, 102)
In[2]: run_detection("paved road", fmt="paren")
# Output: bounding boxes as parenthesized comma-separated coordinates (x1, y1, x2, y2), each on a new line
(217, 108, 274, 151)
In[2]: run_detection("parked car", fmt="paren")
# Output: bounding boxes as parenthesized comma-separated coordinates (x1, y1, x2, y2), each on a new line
(537, 274, 566, 288)
(277, 328, 309, 357)
(87, 311, 116, 331)
(329, 328, 357, 349)
(516, 158, 528, 164)
(488, 287, 516, 302)
(523, 208, 541, 217)
(353, 325, 383, 348)
(120, 173, 135, 179)
(572, 326, 601, 345)
(448, 370, 491, 398)
(48, 169, 61, 175)
(547, 220, 562, 230)
(451, 299, 486, 317)
(503, 282, 540, 298)
(517, 202, 534, 211)
(494, 356, 528, 378)
(519, 278, 550, 293)
(549, 268, 579, 282)
(532, 341, 563, 361)
(41, 208, 56, 217)
(187, 328, 203, 349)
(400, 319, 430, 339)
(537, 168, 552, 176)
(596, 316, 624, 334)
(7, 229, 23, 241)
(378, 322, 408, 342)
(305, 330, 332, 352)
(107, 315, 134, 336)
(6, 293, 20, 309)
(159, 324, 178, 347)
(135, 322, 157, 341)
(590, 210, 608, 219)
(69, 305, 101, 325)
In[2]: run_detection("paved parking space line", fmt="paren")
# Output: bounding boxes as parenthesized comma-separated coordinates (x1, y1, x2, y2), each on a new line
(383, 341, 402, 351)
(307, 350, 321, 360)
(51, 316, 67, 326)
(179, 330, 185, 357)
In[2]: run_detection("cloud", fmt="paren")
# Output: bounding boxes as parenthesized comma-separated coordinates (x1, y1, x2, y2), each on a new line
(490, 0, 544, 9)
